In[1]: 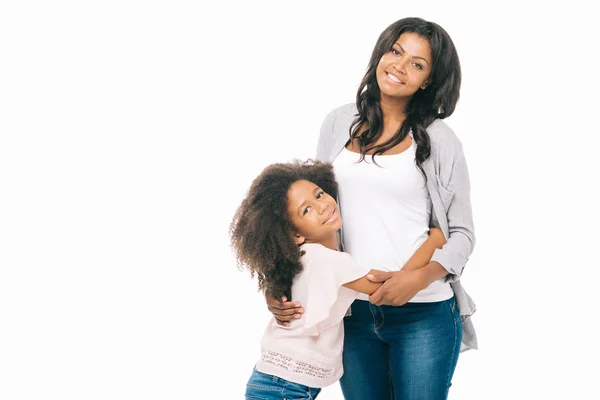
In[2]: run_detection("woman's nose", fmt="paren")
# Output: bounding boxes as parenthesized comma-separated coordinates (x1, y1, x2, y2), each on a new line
(392, 59, 407, 73)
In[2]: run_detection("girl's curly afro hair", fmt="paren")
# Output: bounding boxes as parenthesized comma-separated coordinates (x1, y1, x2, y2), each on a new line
(229, 159, 338, 301)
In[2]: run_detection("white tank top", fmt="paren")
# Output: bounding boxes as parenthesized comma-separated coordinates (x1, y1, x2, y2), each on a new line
(332, 139, 453, 302)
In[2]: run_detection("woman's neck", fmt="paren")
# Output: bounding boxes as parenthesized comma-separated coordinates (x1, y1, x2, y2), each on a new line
(380, 94, 410, 120)
(378, 95, 411, 137)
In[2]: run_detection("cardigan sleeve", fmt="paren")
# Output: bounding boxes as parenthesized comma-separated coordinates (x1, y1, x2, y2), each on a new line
(315, 103, 356, 162)
(315, 109, 337, 162)
(430, 141, 476, 282)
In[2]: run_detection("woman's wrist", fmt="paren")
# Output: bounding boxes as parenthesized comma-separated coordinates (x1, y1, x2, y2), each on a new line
(416, 261, 448, 289)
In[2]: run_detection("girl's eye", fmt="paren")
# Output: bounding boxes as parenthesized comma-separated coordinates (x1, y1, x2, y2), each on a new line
(412, 62, 423, 70)
(392, 49, 400, 56)
(303, 206, 311, 215)
(316, 191, 324, 199)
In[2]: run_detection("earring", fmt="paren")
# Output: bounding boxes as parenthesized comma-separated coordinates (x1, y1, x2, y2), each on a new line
(421, 85, 427, 90)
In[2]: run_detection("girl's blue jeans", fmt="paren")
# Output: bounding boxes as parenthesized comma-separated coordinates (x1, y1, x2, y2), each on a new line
(339, 297, 462, 400)
(245, 368, 321, 400)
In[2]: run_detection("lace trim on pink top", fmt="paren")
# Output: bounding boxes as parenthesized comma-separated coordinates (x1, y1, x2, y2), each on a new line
(260, 350, 335, 379)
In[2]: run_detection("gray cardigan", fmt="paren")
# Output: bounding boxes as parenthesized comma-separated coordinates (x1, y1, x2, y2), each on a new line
(316, 103, 478, 352)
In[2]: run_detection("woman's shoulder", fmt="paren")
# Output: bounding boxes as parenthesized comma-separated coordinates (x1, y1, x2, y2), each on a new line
(426, 118, 463, 153)
(323, 106, 462, 148)
(322, 103, 357, 125)
(316, 103, 358, 160)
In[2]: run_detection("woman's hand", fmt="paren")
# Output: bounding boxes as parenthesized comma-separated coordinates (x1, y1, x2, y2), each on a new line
(367, 261, 448, 306)
(366, 269, 427, 306)
(265, 292, 304, 327)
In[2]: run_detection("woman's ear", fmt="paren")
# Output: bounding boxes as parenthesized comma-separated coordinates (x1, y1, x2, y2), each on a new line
(293, 233, 306, 245)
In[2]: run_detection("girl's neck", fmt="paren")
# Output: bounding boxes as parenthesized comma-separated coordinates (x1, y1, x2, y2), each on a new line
(307, 234, 339, 251)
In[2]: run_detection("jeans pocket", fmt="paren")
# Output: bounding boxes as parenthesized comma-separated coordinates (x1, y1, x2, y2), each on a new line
(282, 385, 313, 400)
(246, 369, 282, 399)
(448, 298, 461, 324)
(446, 297, 458, 317)
(244, 384, 271, 400)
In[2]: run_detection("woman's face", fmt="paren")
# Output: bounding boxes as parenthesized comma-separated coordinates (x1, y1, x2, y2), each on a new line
(287, 180, 342, 245)
(376, 32, 432, 100)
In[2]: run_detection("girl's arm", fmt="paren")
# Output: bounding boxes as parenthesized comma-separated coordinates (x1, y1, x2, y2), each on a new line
(343, 270, 385, 295)
(402, 227, 447, 271)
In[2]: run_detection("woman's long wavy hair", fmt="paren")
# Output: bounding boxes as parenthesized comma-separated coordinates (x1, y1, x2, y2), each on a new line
(351, 17, 461, 177)
(229, 160, 338, 301)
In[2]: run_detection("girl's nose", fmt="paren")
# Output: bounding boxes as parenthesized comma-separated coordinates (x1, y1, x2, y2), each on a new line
(318, 202, 328, 214)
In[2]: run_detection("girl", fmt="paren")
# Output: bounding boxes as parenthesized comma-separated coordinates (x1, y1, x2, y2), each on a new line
(230, 160, 446, 400)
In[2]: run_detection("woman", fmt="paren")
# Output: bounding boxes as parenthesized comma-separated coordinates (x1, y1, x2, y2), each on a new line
(266, 17, 477, 399)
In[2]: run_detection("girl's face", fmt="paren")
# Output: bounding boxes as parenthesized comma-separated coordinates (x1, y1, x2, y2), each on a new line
(287, 180, 342, 245)
(376, 32, 432, 100)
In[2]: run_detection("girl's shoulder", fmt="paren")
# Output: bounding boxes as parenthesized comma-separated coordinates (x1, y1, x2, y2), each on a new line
(301, 244, 352, 264)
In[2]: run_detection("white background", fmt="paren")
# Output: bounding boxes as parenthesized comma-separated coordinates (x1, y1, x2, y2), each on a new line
(1, 1, 599, 399)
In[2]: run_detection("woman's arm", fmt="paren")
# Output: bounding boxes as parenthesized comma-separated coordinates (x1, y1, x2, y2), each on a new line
(429, 142, 475, 282)
(365, 228, 449, 306)
(402, 228, 447, 271)
(345, 228, 446, 295)
(265, 292, 303, 327)
(422, 122, 476, 282)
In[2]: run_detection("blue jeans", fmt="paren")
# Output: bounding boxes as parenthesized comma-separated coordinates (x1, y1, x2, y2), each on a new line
(245, 368, 322, 400)
(339, 297, 462, 400)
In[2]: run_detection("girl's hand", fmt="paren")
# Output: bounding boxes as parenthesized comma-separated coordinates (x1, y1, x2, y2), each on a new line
(265, 292, 304, 327)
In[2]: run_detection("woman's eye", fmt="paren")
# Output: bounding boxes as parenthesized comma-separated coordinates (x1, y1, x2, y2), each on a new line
(316, 191, 324, 199)
(412, 62, 423, 70)
(303, 206, 311, 215)
(392, 49, 400, 56)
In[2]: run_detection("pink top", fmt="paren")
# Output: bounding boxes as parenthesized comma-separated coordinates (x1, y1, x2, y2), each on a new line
(255, 243, 371, 388)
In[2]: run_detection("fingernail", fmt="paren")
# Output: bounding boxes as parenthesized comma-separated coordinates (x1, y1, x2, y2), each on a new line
(295, 314, 301, 319)
(367, 274, 374, 279)
(298, 309, 304, 313)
